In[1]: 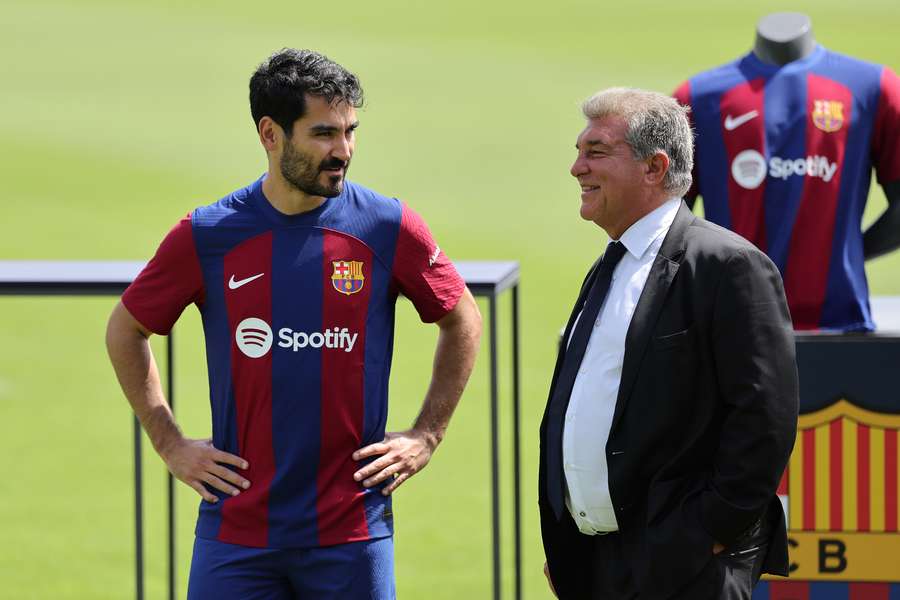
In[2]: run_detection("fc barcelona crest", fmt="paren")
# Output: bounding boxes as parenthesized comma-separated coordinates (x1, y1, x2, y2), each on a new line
(772, 399, 900, 582)
(812, 100, 845, 133)
(332, 260, 365, 295)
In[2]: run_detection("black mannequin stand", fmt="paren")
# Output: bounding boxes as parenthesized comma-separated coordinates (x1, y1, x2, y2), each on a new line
(753, 12, 816, 66)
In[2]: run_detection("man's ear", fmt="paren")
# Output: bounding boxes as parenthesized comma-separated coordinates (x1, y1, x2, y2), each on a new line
(645, 152, 670, 187)
(258, 116, 282, 153)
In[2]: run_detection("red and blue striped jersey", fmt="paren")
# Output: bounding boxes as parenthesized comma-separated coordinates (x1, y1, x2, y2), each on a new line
(122, 176, 465, 548)
(675, 45, 900, 331)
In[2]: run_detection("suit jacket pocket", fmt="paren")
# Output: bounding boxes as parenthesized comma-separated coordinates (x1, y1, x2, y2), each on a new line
(637, 475, 715, 597)
(653, 325, 695, 351)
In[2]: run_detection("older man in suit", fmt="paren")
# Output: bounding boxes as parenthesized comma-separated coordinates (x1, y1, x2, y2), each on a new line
(539, 88, 799, 599)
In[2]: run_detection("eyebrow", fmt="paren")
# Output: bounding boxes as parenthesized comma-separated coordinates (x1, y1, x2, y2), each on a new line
(309, 121, 359, 134)
(576, 138, 613, 150)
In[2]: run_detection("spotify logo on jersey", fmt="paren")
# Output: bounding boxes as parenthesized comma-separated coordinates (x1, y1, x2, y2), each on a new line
(731, 150, 839, 190)
(731, 149, 768, 190)
(235, 317, 273, 358)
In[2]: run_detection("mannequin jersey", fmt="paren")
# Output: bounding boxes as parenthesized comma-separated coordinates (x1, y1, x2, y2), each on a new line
(675, 45, 900, 331)
(122, 176, 465, 549)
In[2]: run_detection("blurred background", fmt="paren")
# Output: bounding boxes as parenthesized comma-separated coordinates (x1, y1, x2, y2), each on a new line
(2, 0, 899, 597)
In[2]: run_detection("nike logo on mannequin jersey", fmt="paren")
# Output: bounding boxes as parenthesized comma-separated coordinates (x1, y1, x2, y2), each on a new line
(724, 110, 759, 131)
(228, 273, 265, 289)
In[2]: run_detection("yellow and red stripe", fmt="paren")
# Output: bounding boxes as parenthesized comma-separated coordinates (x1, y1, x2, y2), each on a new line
(787, 401, 900, 533)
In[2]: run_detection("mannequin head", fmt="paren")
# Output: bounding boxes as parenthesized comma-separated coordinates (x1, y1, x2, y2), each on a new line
(753, 13, 816, 66)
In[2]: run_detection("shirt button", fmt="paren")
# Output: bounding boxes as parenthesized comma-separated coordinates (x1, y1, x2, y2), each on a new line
(580, 369, 587, 375)
(579, 512, 587, 517)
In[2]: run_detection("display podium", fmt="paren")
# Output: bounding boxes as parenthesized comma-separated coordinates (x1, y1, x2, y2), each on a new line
(755, 297, 900, 600)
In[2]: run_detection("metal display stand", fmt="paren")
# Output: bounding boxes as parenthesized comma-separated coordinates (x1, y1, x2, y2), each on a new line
(459, 261, 522, 600)
(0, 259, 521, 600)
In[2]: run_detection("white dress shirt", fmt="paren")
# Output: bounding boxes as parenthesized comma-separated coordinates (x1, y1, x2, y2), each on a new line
(563, 197, 681, 535)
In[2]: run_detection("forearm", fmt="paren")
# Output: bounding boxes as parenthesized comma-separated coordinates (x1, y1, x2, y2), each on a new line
(105, 302, 183, 458)
(412, 289, 482, 447)
(350, 289, 481, 494)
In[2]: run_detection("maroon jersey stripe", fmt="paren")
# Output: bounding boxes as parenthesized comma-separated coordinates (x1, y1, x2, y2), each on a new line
(316, 231, 372, 546)
(720, 78, 767, 247)
(219, 232, 276, 547)
(849, 583, 890, 600)
(767, 581, 810, 599)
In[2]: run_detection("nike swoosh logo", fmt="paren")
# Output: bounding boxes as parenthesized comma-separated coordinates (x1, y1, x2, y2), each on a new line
(724, 110, 759, 131)
(228, 273, 265, 290)
(428, 246, 441, 267)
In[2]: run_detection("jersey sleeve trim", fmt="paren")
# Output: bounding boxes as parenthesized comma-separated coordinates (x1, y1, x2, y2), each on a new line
(121, 213, 206, 335)
(390, 203, 465, 323)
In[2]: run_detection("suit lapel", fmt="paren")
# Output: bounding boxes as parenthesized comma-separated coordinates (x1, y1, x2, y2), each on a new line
(610, 202, 693, 432)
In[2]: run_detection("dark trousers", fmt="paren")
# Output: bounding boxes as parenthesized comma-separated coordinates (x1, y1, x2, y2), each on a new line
(545, 511, 770, 600)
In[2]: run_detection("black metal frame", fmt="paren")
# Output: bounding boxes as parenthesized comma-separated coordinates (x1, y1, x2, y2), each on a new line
(464, 262, 522, 600)
(0, 260, 521, 600)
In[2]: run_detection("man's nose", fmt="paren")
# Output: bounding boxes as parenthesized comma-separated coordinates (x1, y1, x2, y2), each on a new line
(570, 155, 588, 177)
(333, 136, 352, 162)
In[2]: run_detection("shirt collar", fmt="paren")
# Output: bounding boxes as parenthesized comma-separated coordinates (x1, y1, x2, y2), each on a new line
(614, 197, 682, 260)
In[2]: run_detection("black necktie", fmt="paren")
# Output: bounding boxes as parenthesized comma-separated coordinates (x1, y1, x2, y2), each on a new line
(545, 241, 627, 519)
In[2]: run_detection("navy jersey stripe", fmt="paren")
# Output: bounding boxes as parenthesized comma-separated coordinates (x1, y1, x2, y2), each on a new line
(194, 218, 232, 540)
(360, 233, 396, 540)
(816, 59, 882, 331)
(690, 67, 741, 229)
(266, 227, 325, 547)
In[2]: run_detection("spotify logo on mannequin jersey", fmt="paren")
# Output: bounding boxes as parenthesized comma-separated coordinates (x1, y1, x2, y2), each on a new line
(731, 150, 768, 190)
(235, 318, 274, 358)
(731, 149, 838, 190)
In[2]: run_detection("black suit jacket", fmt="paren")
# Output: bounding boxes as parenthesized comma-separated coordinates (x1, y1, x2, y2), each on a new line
(539, 203, 799, 599)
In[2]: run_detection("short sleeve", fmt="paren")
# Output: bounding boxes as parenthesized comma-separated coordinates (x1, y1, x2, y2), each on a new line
(121, 214, 205, 334)
(872, 67, 900, 185)
(391, 203, 465, 323)
(673, 80, 700, 200)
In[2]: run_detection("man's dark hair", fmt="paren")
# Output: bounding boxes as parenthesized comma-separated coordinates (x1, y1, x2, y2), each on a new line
(249, 48, 364, 136)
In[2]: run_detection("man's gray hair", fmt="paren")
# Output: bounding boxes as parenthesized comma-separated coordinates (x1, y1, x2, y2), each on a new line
(582, 87, 694, 197)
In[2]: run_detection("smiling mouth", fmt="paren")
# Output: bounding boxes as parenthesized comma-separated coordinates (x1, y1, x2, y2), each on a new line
(581, 185, 600, 193)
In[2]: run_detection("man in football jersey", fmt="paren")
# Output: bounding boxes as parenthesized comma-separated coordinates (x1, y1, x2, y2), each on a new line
(105, 48, 482, 599)
(674, 13, 900, 331)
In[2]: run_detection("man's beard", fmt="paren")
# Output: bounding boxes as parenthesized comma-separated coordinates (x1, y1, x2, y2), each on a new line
(280, 142, 349, 198)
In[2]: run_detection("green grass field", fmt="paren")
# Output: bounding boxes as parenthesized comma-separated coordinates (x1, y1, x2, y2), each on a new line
(2, 0, 899, 597)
